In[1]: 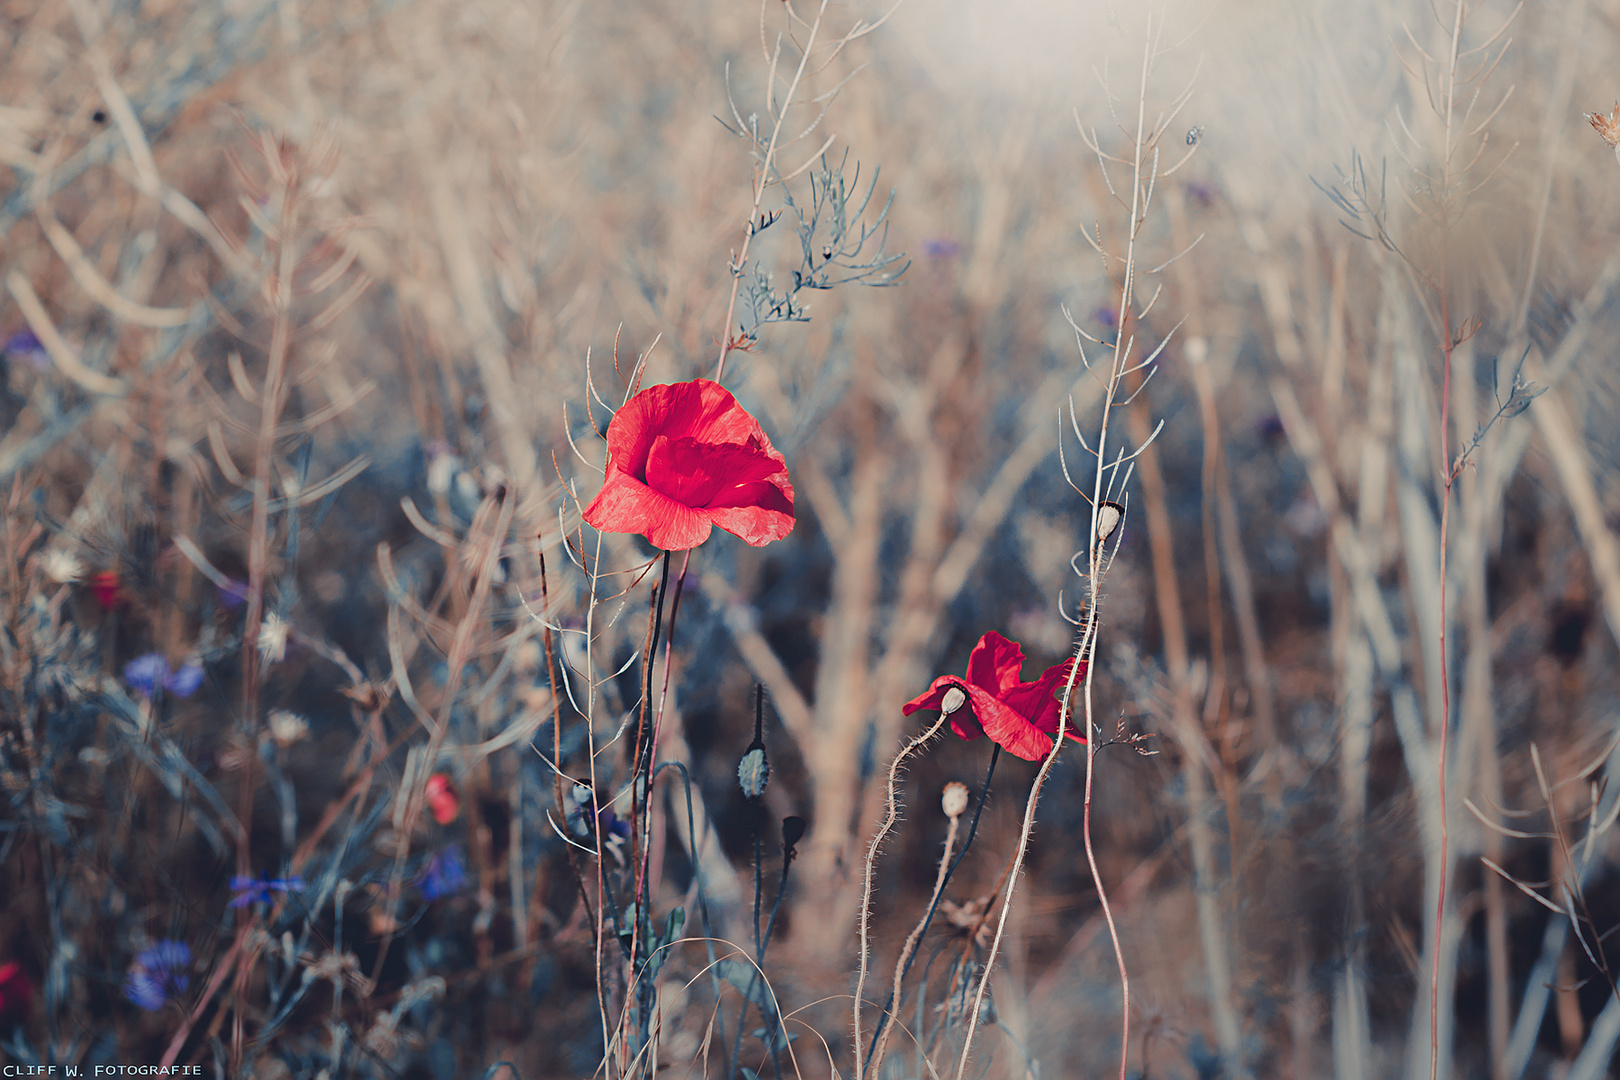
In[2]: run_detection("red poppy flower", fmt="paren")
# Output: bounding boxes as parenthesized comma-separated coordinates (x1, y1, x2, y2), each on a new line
(901, 631, 1085, 761)
(90, 570, 121, 609)
(425, 773, 460, 825)
(582, 379, 794, 550)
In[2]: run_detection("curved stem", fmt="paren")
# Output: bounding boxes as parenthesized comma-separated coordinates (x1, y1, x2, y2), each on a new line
(863, 745, 1000, 1074)
(854, 712, 949, 1074)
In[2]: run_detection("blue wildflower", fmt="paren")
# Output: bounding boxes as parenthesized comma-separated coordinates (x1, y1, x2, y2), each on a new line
(163, 662, 204, 698)
(229, 872, 307, 908)
(123, 654, 170, 698)
(124, 941, 191, 1011)
(418, 845, 467, 901)
(921, 237, 960, 259)
(2, 329, 47, 370)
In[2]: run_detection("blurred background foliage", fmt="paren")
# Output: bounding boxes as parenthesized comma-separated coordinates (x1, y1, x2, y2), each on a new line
(5, 0, 1620, 1076)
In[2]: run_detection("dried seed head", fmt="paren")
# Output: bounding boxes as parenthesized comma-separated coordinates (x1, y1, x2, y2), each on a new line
(42, 549, 83, 584)
(1588, 103, 1620, 148)
(258, 613, 292, 664)
(940, 686, 968, 716)
(267, 709, 308, 746)
(737, 746, 769, 799)
(942, 781, 970, 820)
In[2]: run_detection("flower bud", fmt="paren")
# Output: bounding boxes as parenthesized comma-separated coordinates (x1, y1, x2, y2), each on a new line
(940, 686, 967, 716)
(737, 746, 769, 800)
(1096, 501, 1124, 544)
(942, 781, 969, 820)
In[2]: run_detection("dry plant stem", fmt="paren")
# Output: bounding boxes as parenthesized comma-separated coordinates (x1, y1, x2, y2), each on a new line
(954, 23, 1171, 1080)
(853, 711, 948, 1075)
(371, 493, 514, 990)
(867, 812, 961, 1080)
(628, 549, 675, 969)
(1431, 102, 1459, 1080)
(1128, 377, 1244, 1073)
(238, 160, 301, 880)
(863, 745, 1001, 1074)
(715, 0, 832, 382)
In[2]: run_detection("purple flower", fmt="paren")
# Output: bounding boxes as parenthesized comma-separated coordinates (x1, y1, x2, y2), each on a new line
(124, 941, 191, 1011)
(1092, 305, 1118, 329)
(163, 663, 204, 698)
(123, 654, 171, 698)
(921, 237, 960, 259)
(216, 578, 249, 609)
(3, 329, 48, 371)
(1185, 180, 1218, 207)
(123, 654, 205, 699)
(418, 845, 467, 901)
(229, 872, 306, 908)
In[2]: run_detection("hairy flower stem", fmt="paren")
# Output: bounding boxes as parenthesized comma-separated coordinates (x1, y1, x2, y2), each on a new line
(862, 745, 1000, 1075)
(854, 712, 949, 1074)
(867, 810, 961, 1080)
(628, 551, 673, 966)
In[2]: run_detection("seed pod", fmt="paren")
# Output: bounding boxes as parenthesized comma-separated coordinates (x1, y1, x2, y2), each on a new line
(737, 747, 769, 800)
(942, 781, 970, 820)
(940, 685, 968, 716)
(781, 816, 807, 865)
(1095, 501, 1125, 544)
(738, 684, 770, 800)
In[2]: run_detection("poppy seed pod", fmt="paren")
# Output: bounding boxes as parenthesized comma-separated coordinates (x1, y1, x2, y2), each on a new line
(737, 745, 769, 800)
(781, 815, 806, 862)
(940, 685, 968, 716)
(942, 781, 970, 820)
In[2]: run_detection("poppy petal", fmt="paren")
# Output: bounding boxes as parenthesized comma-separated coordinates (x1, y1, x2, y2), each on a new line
(1001, 659, 1083, 737)
(960, 682, 1053, 761)
(703, 485, 795, 546)
(966, 632, 1026, 695)
(644, 436, 786, 508)
(583, 469, 715, 550)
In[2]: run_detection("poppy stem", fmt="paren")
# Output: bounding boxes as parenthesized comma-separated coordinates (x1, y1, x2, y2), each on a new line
(861, 745, 999, 1078)
(628, 551, 671, 958)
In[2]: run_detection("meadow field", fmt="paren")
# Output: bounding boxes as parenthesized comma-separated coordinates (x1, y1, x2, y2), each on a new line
(4, 0, 1620, 1076)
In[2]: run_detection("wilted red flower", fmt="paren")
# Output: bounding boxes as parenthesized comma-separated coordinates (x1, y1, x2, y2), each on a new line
(901, 631, 1085, 761)
(582, 379, 794, 550)
(425, 773, 460, 825)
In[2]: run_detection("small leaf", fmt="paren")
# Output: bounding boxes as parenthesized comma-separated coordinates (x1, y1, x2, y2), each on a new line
(661, 907, 686, 949)
(715, 958, 776, 1013)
